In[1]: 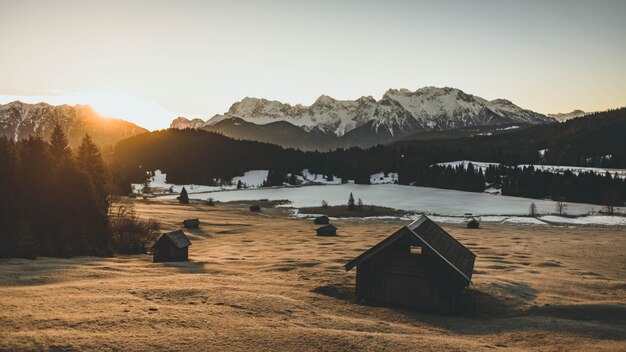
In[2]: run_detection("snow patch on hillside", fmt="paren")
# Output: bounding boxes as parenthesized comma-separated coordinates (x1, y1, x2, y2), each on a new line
(370, 172, 398, 184)
(436, 160, 626, 179)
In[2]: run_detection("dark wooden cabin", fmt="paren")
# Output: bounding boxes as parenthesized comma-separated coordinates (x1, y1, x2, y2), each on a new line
(183, 218, 200, 229)
(316, 224, 337, 236)
(250, 205, 261, 212)
(467, 218, 480, 229)
(313, 215, 330, 225)
(153, 230, 192, 262)
(344, 215, 476, 314)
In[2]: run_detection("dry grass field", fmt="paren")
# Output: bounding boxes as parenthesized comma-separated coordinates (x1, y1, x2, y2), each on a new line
(1, 199, 625, 351)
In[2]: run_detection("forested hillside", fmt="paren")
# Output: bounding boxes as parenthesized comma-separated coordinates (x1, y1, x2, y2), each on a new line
(109, 109, 626, 207)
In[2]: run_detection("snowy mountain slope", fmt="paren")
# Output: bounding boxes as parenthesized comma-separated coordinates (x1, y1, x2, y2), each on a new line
(0, 101, 147, 147)
(170, 86, 555, 149)
(175, 87, 553, 134)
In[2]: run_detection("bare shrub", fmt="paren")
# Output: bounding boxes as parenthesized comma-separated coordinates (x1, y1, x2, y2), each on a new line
(109, 201, 160, 254)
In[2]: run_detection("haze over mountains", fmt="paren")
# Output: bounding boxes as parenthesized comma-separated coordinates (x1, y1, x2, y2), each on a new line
(548, 110, 589, 122)
(171, 87, 556, 150)
(0, 101, 147, 147)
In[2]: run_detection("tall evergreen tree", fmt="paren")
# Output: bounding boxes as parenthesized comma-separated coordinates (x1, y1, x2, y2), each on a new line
(348, 192, 355, 210)
(49, 124, 72, 162)
(77, 134, 108, 211)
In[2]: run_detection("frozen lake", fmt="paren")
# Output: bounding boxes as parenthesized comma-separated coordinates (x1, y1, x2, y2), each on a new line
(164, 183, 602, 216)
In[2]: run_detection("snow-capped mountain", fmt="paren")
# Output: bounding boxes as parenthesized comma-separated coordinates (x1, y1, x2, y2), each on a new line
(548, 110, 588, 122)
(171, 87, 555, 150)
(0, 101, 147, 147)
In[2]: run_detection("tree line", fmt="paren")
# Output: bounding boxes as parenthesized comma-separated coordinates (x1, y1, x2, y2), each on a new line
(0, 126, 158, 259)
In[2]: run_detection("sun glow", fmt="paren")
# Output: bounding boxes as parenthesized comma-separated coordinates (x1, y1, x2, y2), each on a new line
(0, 90, 175, 131)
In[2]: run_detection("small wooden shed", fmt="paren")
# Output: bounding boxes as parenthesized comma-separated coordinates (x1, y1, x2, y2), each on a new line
(467, 218, 480, 229)
(345, 215, 476, 314)
(183, 218, 200, 229)
(316, 224, 337, 236)
(153, 230, 192, 262)
(313, 215, 330, 225)
(250, 205, 261, 212)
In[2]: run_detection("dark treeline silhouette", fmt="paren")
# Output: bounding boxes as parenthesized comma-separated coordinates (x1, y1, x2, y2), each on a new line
(393, 107, 626, 168)
(109, 108, 626, 208)
(493, 165, 625, 207)
(0, 126, 112, 258)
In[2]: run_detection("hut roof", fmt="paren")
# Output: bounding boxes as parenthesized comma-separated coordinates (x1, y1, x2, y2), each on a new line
(344, 215, 475, 284)
(159, 230, 192, 248)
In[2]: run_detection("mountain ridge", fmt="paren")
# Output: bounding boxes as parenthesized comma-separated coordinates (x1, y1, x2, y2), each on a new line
(0, 101, 148, 147)
(171, 86, 555, 150)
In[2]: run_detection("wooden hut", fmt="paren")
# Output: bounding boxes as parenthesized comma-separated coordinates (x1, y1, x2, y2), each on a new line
(153, 230, 192, 262)
(344, 215, 476, 314)
(316, 224, 337, 236)
(250, 205, 261, 212)
(313, 215, 330, 225)
(183, 218, 200, 229)
(467, 218, 480, 229)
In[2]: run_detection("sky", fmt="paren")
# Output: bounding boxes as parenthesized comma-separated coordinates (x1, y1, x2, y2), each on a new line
(0, 0, 625, 130)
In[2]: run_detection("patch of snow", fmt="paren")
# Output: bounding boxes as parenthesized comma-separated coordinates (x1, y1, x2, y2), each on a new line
(540, 215, 626, 226)
(297, 169, 342, 185)
(436, 160, 500, 173)
(502, 217, 547, 225)
(484, 187, 501, 195)
(436, 160, 626, 179)
(162, 183, 600, 216)
(369, 172, 398, 184)
(232, 170, 269, 188)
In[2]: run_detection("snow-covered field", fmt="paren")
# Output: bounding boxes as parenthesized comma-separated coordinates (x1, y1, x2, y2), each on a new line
(437, 160, 626, 179)
(139, 170, 624, 226)
(163, 183, 608, 216)
(132, 168, 399, 195)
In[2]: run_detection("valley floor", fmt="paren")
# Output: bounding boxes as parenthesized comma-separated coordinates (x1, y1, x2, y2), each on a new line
(1, 199, 625, 351)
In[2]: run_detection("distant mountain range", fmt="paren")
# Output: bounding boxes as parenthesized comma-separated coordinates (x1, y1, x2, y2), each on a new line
(547, 110, 589, 122)
(171, 87, 556, 150)
(0, 101, 147, 147)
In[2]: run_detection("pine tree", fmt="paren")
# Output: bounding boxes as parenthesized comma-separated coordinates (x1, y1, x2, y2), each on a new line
(77, 134, 108, 211)
(357, 197, 363, 211)
(529, 202, 537, 217)
(0, 138, 17, 257)
(49, 124, 72, 162)
(348, 192, 355, 210)
(179, 187, 189, 204)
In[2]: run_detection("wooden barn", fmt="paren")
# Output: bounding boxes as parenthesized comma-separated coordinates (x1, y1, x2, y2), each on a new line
(316, 224, 337, 236)
(467, 218, 480, 229)
(153, 230, 192, 263)
(313, 215, 329, 225)
(344, 215, 475, 314)
(183, 218, 200, 229)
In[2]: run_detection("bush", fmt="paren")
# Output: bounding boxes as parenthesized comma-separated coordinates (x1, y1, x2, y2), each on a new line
(109, 201, 160, 254)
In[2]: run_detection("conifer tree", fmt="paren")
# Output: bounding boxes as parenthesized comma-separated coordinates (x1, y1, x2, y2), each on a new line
(77, 134, 108, 211)
(49, 124, 72, 162)
(348, 192, 355, 210)
(179, 187, 190, 204)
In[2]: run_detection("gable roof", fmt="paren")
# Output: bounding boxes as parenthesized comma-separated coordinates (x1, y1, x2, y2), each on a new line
(344, 215, 475, 284)
(159, 230, 192, 248)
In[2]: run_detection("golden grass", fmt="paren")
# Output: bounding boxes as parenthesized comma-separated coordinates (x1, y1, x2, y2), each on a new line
(1, 199, 625, 351)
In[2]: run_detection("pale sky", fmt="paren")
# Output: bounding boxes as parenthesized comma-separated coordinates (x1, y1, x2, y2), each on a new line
(1, 0, 625, 130)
